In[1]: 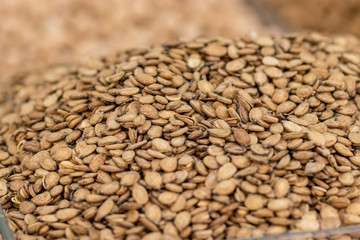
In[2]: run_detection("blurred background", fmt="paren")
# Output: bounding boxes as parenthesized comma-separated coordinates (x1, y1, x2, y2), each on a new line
(1, 0, 360, 82)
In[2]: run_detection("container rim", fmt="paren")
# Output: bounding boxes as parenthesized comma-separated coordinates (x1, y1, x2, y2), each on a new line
(0, 204, 14, 240)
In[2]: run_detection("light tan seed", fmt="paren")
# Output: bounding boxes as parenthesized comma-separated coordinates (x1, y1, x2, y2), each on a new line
(187, 54, 202, 69)
(294, 102, 310, 116)
(268, 198, 291, 211)
(56, 208, 80, 221)
(334, 143, 353, 157)
(89, 154, 106, 172)
(140, 104, 159, 119)
(174, 211, 191, 231)
(32, 191, 52, 206)
(19, 201, 36, 214)
(145, 204, 162, 224)
(98, 181, 120, 195)
(226, 59, 245, 72)
(135, 73, 156, 85)
(277, 101, 296, 114)
(0, 151, 9, 161)
(274, 178, 290, 198)
(43, 172, 60, 190)
(158, 191, 178, 205)
(95, 198, 114, 221)
(213, 179, 236, 195)
(245, 194, 267, 210)
(208, 128, 231, 138)
(307, 131, 326, 147)
(121, 171, 140, 186)
(264, 67, 283, 78)
(262, 56, 279, 66)
(198, 80, 214, 93)
(338, 172, 354, 186)
(204, 44, 227, 57)
(218, 163, 237, 180)
(346, 202, 360, 215)
(132, 183, 149, 205)
(282, 121, 302, 132)
(118, 87, 139, 96)
(262, 133, 281, 147)
(152, 138, 172, 153)
(160, 157, 177, 172)
(348, 132, 360, 144)
(305, 162, 326, 175)
(39, 157, 57, 171)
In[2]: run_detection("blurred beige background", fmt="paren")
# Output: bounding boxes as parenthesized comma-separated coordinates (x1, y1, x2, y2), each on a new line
(0, 0, 282, 81)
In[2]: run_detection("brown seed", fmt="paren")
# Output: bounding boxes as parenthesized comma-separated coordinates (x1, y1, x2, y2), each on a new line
(174, 211, 191, 231)
(334, 143, 353, 157)
(132, 183, 149, 205)
(140, 104, 159, 119)
(0, 180, 8, 197)
(295, 212, 319, 231)
(76, 142, 96, 158)
(218, 163, 237, 180)
(187, 54, 202, 69)
(152, 139, 172, 153)
(245, 194, 267, 210)
(204, 44, 227, 57)
(214, 179, 236, 195)
(307, 131, 326, 147)
(135, 73, 156, 85)
(121, 171, 140, 186)
(40, 157, 57, 171)
(274, 178, 290, 198)
(233, 128, 250, 147)
(343, 213, 360, 225)
(95, 198, 114, 221)
(145, 204, 162, 224)
(348, 132, 360, 144)
(277, 101, 296, 114)
(24, 151, 48, 170)
(198, 80, 214, 93)
(262, 56, 279, 66)
(89, 154, 106, 172)
(158, 191, 178, 205)
(118, 87, 139, 96)
(56, 208, 80, 221)
(346, 202, 360, 215)
(264, 67, 283, 78)
(305, 162, 325, 175)
(226, 59, 245, 72)
(19, 201, 36, 214)
(338, 172, 354, 186)
(262, 133, 281, 147)
(160, 157, 177, 172)
(32, 191, 52, 206)
(144, 171, 162, 189)
(98, 181, 120, 195)
(52, 147, 72, 161)
(268, 198, 291, 211)
(43, 172, 60, 190)
(208, 128, 231, 138)
(0, 151, 9, 161)
(282, 121, 302, 132)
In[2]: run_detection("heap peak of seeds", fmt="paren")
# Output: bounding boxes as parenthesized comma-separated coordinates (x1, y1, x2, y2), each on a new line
(1, 32, 360, 239)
